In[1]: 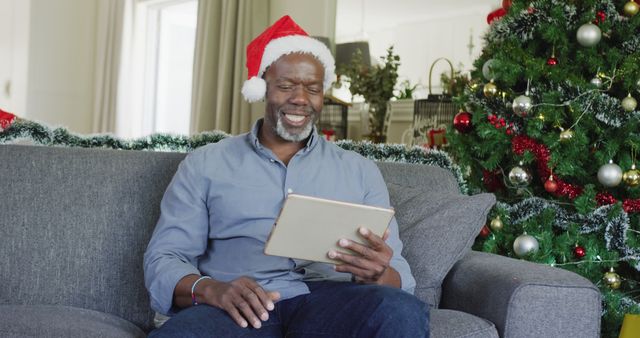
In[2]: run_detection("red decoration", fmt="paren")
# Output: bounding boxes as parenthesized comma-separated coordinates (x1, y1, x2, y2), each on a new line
(509, 135, 640, 213)
(596, 192, 616, 206)
(623, 199, 640, 213)
(596, 11, 606, 23)
(321, 128, 336, 141)
(0, 109, 17, 131)
(546, 57, 558, 66)
(511, 135, 582, 199)
(427, 128, 447, 148)
(502, 0, 512, 10)
(544, 177, 558, 193)
(453, 111, 473, 133)
(479, 225, 491, 238)
(483, 169, 505, 192)
(573, 245, 586, 259)
(487, 8, 507, 24)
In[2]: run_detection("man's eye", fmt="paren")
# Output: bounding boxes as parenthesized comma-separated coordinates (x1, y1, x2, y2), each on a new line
(307, 87, 322, 94)
(278, 85, 293, 90)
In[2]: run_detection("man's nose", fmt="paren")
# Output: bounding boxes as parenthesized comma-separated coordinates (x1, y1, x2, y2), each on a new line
(289, 85, 309, 105)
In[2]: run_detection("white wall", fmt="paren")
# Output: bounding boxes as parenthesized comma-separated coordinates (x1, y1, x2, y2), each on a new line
(25, 0, 99, 133)
(270, 0, 337, 43)
(0, 0, 30, 115)
(336, 0, 495, 98)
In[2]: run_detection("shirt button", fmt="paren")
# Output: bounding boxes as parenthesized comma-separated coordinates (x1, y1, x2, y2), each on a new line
(287, 188, 293, 194)
(270, 159, 275, 163)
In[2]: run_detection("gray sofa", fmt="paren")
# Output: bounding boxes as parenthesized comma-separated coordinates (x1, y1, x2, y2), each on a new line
(0, 144, 601, 337)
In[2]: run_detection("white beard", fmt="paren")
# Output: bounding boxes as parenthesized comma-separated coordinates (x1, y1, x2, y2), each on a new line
(275, 112, 314, 142)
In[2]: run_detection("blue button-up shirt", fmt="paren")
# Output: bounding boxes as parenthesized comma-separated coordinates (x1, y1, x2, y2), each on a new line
(144, 119, 416, 315)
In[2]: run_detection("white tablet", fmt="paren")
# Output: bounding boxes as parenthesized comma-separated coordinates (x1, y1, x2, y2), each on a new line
(264, 194, 395, 264)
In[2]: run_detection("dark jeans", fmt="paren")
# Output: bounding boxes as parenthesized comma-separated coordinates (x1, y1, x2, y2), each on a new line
(149, 281, 429, 338)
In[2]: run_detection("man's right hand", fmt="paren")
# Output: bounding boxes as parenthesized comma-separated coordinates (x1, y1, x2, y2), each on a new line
(174, 274, 280, 329)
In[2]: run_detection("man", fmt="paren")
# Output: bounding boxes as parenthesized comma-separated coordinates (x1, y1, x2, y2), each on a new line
(144, 15, 429, 337)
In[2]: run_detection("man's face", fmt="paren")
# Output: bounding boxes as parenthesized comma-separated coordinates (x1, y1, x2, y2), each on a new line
(263, 53, 324, 142)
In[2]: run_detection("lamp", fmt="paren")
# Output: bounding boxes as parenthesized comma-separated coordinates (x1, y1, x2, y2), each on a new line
(335, 41, 371, 71)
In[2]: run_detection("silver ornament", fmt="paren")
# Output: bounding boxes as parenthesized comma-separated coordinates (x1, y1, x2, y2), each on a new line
(508, 163, 532, 187)
(576, 23, 602, 47)
(512, 95, 532, 117)
(622, 95, 637, 112)
(482, 59, 496, 81)
(590, 77, 603, 88)
(513, 233, 539, 257)
(597, 160, 623, 187)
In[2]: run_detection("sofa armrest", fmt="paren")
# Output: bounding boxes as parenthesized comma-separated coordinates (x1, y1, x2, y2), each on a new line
(440, 251, 601, 338)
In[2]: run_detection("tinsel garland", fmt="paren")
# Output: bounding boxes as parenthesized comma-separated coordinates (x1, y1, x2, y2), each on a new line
(511, 135, 640, 213)
(0, 119, 468, 194)
(495, 198, 640, 269)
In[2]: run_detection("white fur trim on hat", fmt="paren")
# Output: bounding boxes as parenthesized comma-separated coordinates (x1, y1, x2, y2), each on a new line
(260, 35, 335, 91)
(241, 76, 267, 103)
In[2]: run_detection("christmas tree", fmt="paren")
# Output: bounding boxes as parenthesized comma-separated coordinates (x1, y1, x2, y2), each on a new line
(447, 0, 640, 336)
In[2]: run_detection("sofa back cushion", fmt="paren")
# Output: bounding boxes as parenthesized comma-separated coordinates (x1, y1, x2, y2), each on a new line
(0, 145, 185, 332)
(376, 163, 496, 307)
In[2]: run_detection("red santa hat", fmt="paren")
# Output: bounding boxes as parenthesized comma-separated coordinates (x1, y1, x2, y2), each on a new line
(241, 15, 335, 103)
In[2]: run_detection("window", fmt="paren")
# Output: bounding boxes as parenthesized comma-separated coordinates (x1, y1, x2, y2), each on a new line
(118, 0, 198, 138)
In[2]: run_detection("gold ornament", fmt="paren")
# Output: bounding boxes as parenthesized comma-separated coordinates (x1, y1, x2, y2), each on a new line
(623, 164, 640, 187)
(490, 216, 504, 232)
(483, 81, 498, 98)
(559, 129, 574, 141)
(623, 1, 639, 17)
(622, 94, 638, 112)
(603, 268, 622, 289)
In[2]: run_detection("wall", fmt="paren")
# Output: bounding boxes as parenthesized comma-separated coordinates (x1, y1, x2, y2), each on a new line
(270, 0, 337, 45)
(336, 0, 495, 97)
(25, 0, 99, 133)
(0, 0, 30, 115)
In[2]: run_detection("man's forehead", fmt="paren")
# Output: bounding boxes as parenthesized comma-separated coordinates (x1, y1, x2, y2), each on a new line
(266, 53, 324, 79)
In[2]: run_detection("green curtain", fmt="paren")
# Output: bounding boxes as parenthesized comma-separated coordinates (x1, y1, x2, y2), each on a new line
(190, 0, 270, 135)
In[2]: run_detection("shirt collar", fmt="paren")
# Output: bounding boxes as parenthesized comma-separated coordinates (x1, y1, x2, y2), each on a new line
(249, 118, 320, 153)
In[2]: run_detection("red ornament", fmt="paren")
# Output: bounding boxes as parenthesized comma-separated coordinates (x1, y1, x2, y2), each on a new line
(0, 109, 17, 131)
(573, 245, 586, 259)
(544, 176, 558, 193)
(546, 57, 558, 66)
(502, 0, 512, 10)
(453, 111, 473, 133)
(596, 11, 606, 23)
(479, 225, 491, 238)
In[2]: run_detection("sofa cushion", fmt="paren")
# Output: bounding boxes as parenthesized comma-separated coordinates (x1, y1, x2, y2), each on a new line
(387, 183, 495, 308)
(430, 309, 499, 338)
(0, 305, 145, 338)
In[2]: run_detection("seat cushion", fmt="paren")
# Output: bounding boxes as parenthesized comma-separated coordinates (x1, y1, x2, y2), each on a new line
(430, 309, 499, 338)
(0, 305, 146, 338)
(387, 183, 495, 307)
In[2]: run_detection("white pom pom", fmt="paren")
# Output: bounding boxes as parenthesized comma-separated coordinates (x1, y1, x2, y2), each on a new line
(241, 77, 267, 103)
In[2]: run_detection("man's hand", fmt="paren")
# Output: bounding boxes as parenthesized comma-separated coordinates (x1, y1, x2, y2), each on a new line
(176, 275, 280, 329)
(328, 227, 401, 287)
(201, 277, 280, 329)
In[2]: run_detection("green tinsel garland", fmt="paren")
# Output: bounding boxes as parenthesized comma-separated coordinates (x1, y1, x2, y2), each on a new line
(0, 120, 468, 193)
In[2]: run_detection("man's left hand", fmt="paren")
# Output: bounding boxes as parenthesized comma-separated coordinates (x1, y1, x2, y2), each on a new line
(328, 227, 401, 287)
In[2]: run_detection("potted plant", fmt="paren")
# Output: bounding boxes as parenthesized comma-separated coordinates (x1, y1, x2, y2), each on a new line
(339, 46, 400, 143)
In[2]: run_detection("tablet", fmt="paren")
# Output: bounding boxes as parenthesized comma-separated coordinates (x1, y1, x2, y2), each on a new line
(264, 194, 395, 264)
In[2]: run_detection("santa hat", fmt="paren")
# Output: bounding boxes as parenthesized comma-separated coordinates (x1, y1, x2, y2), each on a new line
(241, 15, 335, 103)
